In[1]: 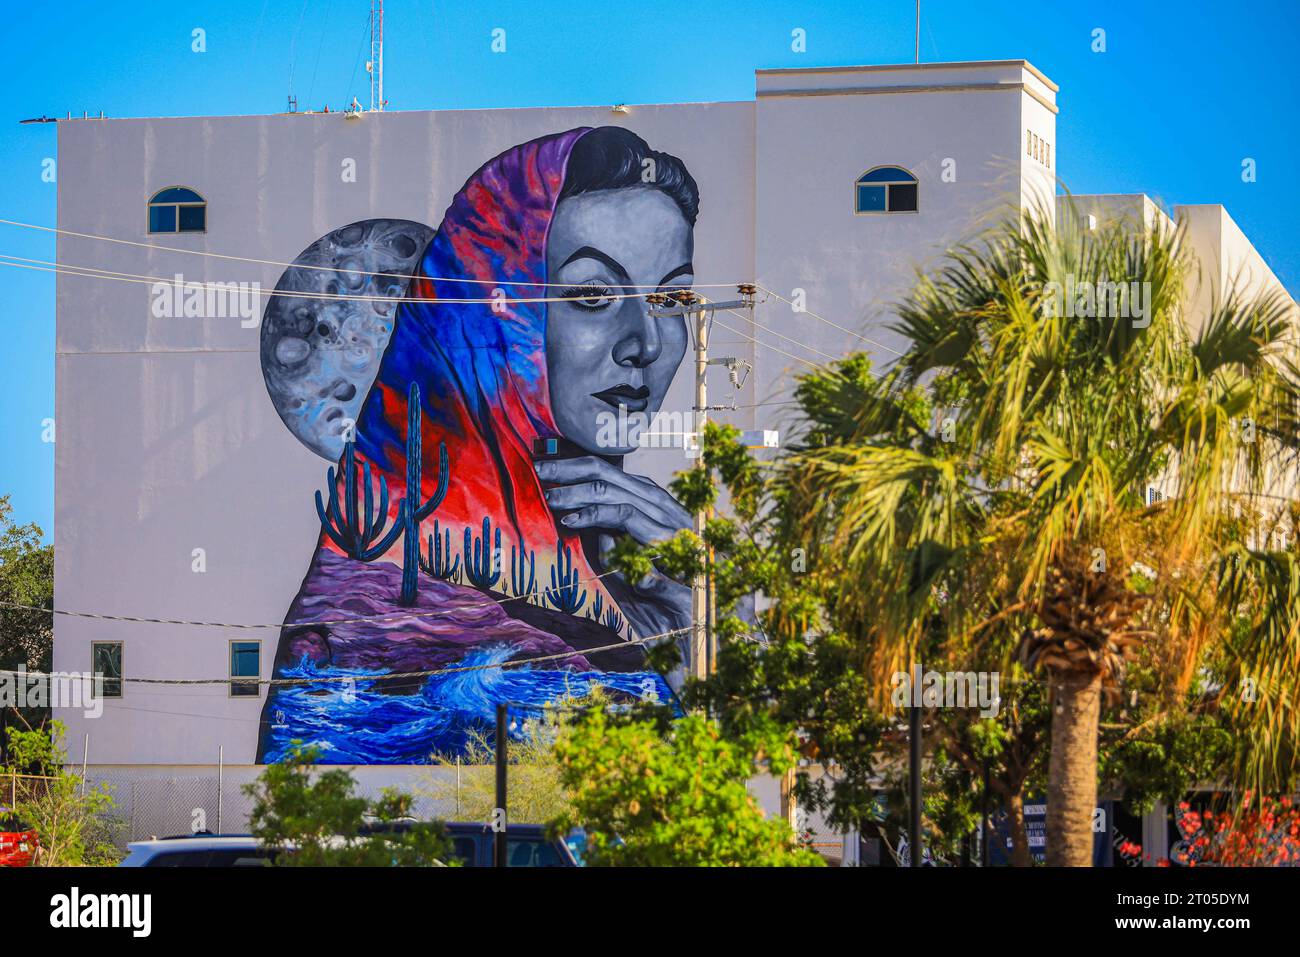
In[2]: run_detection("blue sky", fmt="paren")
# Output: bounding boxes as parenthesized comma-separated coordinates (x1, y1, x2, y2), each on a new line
(1, 0, 1296, 537)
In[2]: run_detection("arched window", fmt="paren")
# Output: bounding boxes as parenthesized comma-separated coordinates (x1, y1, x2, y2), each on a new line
(148, 186, 206, 233)
(855, 166, 918, 214)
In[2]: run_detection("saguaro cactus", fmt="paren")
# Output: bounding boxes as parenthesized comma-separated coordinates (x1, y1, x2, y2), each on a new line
(315, 441, 404, 562)
(400, 382, 451, 605)
(464, 516, 502, 591)
(419, 519, 461, 582)
(587, 591, 604, 622)
(511, 543, 536, 601)
(544, 539, 587, 615)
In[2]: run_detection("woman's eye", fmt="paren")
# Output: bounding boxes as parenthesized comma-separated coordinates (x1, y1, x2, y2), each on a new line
(562, 284, 616, 311)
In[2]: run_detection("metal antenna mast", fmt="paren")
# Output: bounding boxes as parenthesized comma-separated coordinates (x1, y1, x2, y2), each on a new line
(368, 0, 384, 111)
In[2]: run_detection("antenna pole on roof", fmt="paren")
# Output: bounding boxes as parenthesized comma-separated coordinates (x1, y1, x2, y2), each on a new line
(368, 0, 384, 111)
(915, 1, 920, 63)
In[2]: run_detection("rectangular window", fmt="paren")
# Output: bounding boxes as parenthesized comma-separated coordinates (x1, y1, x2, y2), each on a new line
(229, 640, 261, 698)
(148, 205, 176, 233)
(92, 642, 123, 698)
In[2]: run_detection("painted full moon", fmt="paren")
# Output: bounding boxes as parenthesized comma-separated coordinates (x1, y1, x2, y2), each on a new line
(260, 219, 435, 460)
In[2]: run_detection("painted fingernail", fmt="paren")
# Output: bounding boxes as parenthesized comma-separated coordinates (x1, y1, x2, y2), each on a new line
(560, 513, 576, 526)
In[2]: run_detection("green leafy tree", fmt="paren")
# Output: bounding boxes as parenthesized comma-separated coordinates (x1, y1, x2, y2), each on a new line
(425, 716, 571, 824)
(552, 707, 822, 867)
(788, 202, 1300, 864)
(607, 418, 889, 838)
(245, 742, 455, 866)
(0, 496, 54, 741)
(3, 721, 121, 865)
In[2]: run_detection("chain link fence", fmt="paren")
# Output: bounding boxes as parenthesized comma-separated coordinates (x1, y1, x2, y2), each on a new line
(73, 767, 452, 847)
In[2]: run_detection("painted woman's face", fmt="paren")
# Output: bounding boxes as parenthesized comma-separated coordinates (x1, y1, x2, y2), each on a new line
(544, 187, 692, 455)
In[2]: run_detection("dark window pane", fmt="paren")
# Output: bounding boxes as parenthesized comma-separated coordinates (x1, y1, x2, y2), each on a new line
(888, 183, 918, 212)
(178, 204, 206, 232)
(856, 184, 886, 213)
(148, 205, 176, 233)
(452, 837, 478, 866)
(857, 166, 916, 184)
(205, 849, 273, 867)
(147, 850, 211, 866)
(92, 643, 122, 698)
(150, 187, 204, 204)
(506, 838, 564, 867)
(230, 642, 259, 676)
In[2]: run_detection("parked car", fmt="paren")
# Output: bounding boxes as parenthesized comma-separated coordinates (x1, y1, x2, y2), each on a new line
(122, 823, 582, 867)
(0, 807, 38, 867)
(361, 819, 581, 867)
(445, 822, 582, 867)
(119, 834, 279, 867)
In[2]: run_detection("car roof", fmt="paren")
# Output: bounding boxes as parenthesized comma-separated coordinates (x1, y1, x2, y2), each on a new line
(443, 821, 548, 836)
(126, 835, 264, 852)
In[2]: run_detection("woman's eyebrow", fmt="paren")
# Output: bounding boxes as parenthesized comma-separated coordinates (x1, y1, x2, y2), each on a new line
(659, 264, 694, 286)
(558, 245, 629, 282)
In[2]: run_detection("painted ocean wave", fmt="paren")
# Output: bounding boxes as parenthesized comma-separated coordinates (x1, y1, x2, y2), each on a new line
(259, 643, 675, 764)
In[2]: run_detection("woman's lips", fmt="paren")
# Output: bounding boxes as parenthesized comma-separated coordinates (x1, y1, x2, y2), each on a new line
(592, 384, 651, 413)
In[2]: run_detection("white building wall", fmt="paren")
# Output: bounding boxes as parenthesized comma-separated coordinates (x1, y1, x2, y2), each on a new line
(753, 60, 1054, 416)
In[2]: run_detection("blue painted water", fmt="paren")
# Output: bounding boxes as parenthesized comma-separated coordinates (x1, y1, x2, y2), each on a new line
(260, 644, 676, 764)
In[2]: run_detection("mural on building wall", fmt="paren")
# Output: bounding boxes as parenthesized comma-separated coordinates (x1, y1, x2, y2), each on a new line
(256, 127, 697, 763)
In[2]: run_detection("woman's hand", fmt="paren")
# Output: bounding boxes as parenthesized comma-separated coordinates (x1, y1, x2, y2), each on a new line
(535, 456, 692, 544)
(535, 456, 693, 637)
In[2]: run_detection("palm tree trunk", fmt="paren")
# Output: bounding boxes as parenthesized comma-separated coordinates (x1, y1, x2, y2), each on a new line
(1006, 791, 1032, 867)
(1046, 670, 1102, 866)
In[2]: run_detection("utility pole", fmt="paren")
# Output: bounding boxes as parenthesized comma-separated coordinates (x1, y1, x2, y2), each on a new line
(368, 0, 384, 112)
(646, 285, 757, 681)
(494, 703, 507, 867)
(909, 663, 922, 867)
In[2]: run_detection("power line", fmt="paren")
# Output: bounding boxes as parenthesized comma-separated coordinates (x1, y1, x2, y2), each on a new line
(0, 558, 643, 631)
(711, 314, 821, 369)
(1, 625, 691, 688)
(719, 302, 845, 364)
(0, 253, 694, 306)
(757, 283, 907, 357)
(0, 217, 742, 290)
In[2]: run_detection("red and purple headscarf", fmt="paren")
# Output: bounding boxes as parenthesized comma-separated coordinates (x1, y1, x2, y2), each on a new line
(327, 127, 621, 619)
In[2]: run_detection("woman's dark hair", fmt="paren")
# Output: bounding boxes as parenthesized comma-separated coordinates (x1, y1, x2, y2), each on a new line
(559, 126, 699, 225)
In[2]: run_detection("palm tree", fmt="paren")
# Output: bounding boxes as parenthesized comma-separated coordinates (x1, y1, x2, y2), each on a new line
(786, 201, 1300, 864)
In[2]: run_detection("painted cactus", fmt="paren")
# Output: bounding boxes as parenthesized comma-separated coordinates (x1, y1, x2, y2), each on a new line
(511, 543, 536, 601)
(587, 591, 605, 622)
(400, 382, 451, 606)
(464, 516, 502, 591)
(419, 518, 461, 582)
(315, 440, 404, 562)
(544, 539, 587, 615)
(602, 605, 626, 634)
